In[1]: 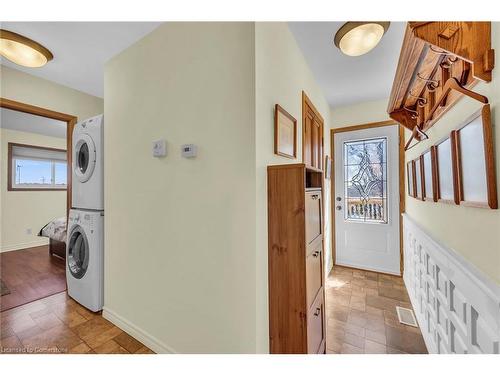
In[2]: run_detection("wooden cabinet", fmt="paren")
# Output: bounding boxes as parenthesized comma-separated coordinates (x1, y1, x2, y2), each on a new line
(302, 92, 324, 171)
(267, 163, 325, 354)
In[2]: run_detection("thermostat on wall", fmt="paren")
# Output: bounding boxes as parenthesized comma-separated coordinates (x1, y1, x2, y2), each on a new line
(152, 139, 167, 157)
(181, 144, 197, 158)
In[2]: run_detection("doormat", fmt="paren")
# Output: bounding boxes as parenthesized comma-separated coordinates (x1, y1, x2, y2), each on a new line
(1, 279, 10, 296)
(396, 306, 418, 327)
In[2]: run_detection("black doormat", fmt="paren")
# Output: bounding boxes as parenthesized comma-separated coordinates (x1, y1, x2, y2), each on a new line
(1, 279, 10, 296)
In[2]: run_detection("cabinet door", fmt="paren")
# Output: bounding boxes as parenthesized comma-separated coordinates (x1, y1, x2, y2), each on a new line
(305, 191, 322, 245)
(311, 118, 319, 168)
(303, 111, 313, 167)
(302, 94, 324, 171)
(306, 239, 323, 309)
(307, 290, 325, 354)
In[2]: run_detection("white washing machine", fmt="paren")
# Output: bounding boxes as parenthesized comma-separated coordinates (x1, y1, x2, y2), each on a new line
(72, 114, 104, 210)
(66, 208, 104, 312)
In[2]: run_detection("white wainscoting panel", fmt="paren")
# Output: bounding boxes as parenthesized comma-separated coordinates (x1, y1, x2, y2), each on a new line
(403, 214, 500, 354)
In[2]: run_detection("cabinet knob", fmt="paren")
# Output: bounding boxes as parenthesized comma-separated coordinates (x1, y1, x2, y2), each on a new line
(312, 251, 320, 258)
(311, 194, 319, 200)
(336, 196, 342, 202)
(336, 205, 342, 211)
(314, 308, 321, 316)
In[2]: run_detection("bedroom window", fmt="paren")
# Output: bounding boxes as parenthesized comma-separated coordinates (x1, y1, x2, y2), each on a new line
(8, 143, 67, 191)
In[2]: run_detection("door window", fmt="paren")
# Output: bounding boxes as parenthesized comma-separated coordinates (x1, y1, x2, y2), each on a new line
(67, 227, 89, 279)
(344, 137, 388, 223)
(77, 143, 89, 174)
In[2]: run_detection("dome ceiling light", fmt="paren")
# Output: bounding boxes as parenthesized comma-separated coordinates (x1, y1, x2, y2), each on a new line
(334, 22, 390, 57)
(0, 29, 53, 68)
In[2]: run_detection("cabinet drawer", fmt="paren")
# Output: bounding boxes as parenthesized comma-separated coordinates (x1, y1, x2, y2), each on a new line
(305, 190, 322, 244)
(306, 239, 323, 309)
(307, 290, 325, 354)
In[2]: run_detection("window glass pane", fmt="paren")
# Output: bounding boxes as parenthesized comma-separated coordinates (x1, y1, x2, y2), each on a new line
(343, 137, 388, 223)
(54, 162, 67, 186)
(15, 159, 52, 185)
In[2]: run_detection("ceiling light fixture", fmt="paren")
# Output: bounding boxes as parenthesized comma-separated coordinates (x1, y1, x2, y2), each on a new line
(0, 29, 53, 68)
(334, 22, 390, 57)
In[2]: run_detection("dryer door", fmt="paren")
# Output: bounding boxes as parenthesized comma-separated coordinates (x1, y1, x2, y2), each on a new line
(74, 134, 96, 183)
(67, 225, 90, 279)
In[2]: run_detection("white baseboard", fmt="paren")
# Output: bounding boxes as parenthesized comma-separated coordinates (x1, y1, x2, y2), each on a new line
(102, 307, 177, 354)
(402, 213, 500, 354)
(1, 238, 49, 253)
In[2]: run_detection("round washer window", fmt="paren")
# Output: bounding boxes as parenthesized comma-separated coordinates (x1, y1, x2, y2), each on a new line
(77, 143, 89, 174)
(67, 227, 89, 279)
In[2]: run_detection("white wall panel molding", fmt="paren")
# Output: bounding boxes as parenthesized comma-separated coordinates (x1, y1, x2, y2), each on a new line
(403, 213, 500, 354)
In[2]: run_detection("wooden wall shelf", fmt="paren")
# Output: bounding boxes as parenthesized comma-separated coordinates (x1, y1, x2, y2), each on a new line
(387, 22, 494, 148)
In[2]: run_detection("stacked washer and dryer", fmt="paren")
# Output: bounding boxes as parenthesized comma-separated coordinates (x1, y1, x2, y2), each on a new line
(66, 114, 104, 312)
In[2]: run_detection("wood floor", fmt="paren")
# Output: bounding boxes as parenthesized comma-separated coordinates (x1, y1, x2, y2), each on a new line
(0, 291, 154, 354)
(325, 266, 428, 354)
(1, 245, 67, 312)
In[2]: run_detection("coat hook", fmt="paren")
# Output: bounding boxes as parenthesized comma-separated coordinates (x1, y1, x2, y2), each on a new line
(409, 91, 428, 106)
(417, 73, 439, 86)
(429, 45, 449, 55)
(404, 106, 418, 119)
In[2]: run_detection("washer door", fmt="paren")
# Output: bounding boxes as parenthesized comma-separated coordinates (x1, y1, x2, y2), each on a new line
(74, 134, 96, 183)
(67, 225, 90, 279)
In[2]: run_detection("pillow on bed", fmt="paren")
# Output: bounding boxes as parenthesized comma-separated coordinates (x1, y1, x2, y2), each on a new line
(39, 217, 67, 243)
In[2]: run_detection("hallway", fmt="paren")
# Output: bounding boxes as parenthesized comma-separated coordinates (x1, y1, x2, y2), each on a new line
(325, 266, 427, 354)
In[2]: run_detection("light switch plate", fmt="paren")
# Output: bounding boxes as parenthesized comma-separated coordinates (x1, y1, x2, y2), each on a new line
(152, 139, 167, 157)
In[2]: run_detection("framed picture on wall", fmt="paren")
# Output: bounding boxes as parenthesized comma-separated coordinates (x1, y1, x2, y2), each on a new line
(422, 148, 437, 202)
(325, 155, 332, 179)
(454, 105, 498, 209)
(274, 104, 297, 159)
(435, 136, 456, 204)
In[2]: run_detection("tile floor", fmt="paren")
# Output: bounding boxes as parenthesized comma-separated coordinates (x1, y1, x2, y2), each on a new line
(325, 266, 428, 354)
(0, 291, 154, 354)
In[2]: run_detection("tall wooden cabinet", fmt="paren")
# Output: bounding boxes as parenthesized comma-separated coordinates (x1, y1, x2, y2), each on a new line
(267, 163, 326, 354)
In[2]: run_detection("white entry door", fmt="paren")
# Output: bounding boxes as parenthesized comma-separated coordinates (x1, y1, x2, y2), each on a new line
(334, 125, 400, 275)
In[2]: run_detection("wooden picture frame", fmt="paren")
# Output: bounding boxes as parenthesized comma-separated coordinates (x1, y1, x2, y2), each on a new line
(274, 104, 297, 159)
(453, 105, 498, 209)
(415, 157, 424, 201)
(325, 155, 331, 179)
(422, 148, 437, 202)
(407, 160, 417, 198)
(435, 135, 457, 205)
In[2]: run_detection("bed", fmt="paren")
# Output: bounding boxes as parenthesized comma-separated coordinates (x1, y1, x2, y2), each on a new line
(38, 217, 67, 259)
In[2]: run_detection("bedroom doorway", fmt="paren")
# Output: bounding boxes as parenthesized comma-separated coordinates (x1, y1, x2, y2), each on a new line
(0, 98, 76, 312)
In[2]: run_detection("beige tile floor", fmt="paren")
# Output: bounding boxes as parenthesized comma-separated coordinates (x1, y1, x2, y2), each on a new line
(325, 266, 428, 354)
(0, 291, 154, 354)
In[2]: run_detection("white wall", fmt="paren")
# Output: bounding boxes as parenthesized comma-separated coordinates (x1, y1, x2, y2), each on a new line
(255, 22, 332, 353)
(0, 129, 66, 252)
(330, 98, 390, 128)
(104, 22, 257, 353)
(0, 66, 104, 121)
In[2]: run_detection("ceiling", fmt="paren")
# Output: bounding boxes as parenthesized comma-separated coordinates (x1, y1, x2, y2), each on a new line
(1, 107, 67, 139)
(288, 22, 406, 108)
(0, 22, 162, 98)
